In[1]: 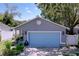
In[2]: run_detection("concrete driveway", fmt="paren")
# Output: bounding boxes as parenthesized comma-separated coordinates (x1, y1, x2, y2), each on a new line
(19, 46, 77, 56)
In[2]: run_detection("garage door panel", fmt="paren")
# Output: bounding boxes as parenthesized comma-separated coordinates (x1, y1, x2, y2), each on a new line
(28, 31, 60, 48)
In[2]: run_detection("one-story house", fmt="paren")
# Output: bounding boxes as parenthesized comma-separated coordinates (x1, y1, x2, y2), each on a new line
(0, 22, 15, 41)
(15, 17, 69, 48)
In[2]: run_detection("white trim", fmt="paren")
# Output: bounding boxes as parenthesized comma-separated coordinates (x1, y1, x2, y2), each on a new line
(27, 31, 29, 42)
(28, 31, 61, 33)
(26, 31, 65, 46)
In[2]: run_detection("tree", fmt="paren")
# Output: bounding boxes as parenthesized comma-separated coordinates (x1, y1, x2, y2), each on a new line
(37, 3, 79, 34)
(37, 4, 64, 24)
(5, 4, 21, 17)
(2, 11, 15, 27)
(2, 4, 21, 27)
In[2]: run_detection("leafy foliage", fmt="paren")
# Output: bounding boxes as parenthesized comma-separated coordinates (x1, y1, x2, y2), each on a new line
(0, 14, 3, 22)
(4, 40, 12, 49)
(16, 44, 24, 51)
(0, 34, 1, 42)
(37, 3, 79, 34)
(0, 40, 24, 56)
(0, 4, 22, 27)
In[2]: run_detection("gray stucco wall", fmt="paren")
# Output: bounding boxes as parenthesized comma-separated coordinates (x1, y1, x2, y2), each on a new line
(16, 17, 67, 45)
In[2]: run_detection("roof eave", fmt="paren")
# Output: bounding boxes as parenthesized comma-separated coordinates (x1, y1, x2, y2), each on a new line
(14, 16, 70, 30)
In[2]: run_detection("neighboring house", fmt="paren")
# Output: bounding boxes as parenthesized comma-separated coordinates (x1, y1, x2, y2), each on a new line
(15, 17, 69, 48)
(0, 22, 15, 41)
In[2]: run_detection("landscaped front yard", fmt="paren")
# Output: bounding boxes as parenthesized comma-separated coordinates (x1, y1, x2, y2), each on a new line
(0, 35, 79, 56)
(0, 40, 79, 56)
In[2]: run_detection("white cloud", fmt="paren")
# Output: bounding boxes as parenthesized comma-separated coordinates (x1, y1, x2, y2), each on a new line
(35, 7, 38, 10)
(26, 10, 33, 14)
(25, 7, 33, 14)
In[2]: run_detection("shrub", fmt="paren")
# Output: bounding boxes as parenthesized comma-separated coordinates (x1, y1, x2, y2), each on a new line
(2, 48, 11, 56)
(4, 40, 12, 49)
(1, 40, 13, 56)
(10, 44, 24, 55)
(2, 44, 24, 56)
(15, 36, 23, 45)
(16, 44, 24, 51)
(0, 39, 24, 56)
(0, 41, 5, 55)
(0, 35, 1, 42)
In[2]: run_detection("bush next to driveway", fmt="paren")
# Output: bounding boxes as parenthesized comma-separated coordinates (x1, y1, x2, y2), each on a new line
(0, 39, 24, 56)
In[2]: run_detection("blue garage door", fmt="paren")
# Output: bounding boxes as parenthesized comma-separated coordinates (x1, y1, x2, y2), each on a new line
(28, 31, 61, 48)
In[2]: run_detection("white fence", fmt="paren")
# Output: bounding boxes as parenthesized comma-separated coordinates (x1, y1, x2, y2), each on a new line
(66, 35, 78, 45)
(0, 30, 19, 41)
(1, 31, 14, 41)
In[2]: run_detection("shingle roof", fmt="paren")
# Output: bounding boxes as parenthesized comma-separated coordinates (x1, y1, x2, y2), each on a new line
(0, 22, 11, 31)
(14, 16, 70, 30)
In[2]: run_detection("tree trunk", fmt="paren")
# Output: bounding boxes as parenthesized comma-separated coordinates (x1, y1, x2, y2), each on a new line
(69, 27, 74, 35)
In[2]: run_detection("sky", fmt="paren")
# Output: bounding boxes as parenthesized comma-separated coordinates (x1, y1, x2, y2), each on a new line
(0, 3, 41, 21)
